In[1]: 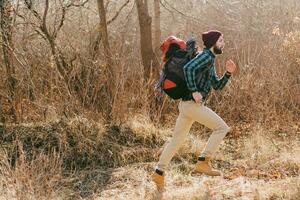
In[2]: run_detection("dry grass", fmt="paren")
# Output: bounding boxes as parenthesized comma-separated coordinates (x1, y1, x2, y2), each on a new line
(0, 148, 72, 200)
(0, 117, 299, 199)
(95, 125, 300, 200)
(0, 0, 300, 199)
(0, 115, 167, 199)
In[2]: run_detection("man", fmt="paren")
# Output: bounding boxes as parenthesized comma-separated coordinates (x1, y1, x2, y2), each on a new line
(152, 30, 237, 190)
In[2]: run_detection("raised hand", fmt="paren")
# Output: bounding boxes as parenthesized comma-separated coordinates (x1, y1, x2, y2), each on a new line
(225, 59, 237, 73)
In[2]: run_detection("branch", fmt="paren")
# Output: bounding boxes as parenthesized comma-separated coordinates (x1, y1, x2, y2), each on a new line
(34, 29, 47, 40)
(24, 0, 42, 22)
(107, 0, 130, 25)
(52, 0, 66, 38)
(123, 0, 135, 25)
(55, 7, 66, 37)
(52, 0, 90, 38)
(42, 0, 49, 31)
(12, 0, 21, 28)
(23, 0, 51, 39)
(14, 9, 26, 21)
(65, 0, 90, 8)
(24, 0, 32, 9)
(160, 0, 205, 25)
(105, 0, 110, 11)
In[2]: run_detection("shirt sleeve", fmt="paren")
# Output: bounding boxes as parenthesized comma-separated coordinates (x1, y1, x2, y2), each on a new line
(211, 66, 231, 90)
(183, 53, 213, 92)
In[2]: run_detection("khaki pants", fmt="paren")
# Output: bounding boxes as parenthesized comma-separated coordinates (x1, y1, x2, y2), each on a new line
(157, 100, 231, 171)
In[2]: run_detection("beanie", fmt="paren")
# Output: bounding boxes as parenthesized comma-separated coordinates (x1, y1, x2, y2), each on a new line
(202, 30, 222, 49)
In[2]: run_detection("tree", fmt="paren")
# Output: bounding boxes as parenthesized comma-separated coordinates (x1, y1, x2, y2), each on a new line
(0, 0, 17, 122)
(136, 0, 161, 121)
(135, 0, 159, 81)
(22, 0, 89, 97)
(96, 0, 115, 118)
(97, 0, 113, 69)
(153, 0, 161, 53)
(91, 0, 130, 59)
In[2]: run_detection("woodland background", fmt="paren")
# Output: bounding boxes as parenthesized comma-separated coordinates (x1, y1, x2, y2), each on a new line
(0, 0, 299, 199)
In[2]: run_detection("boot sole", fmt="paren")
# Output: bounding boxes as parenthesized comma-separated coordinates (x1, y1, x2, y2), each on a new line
(193, 169, 222, 176)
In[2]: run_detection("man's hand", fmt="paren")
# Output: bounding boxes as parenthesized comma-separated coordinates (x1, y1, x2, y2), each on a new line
(192, 92, 202, 104)
(225, 59, 237, 73)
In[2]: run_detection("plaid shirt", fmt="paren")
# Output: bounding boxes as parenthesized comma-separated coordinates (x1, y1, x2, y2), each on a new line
(183, 48, 231, 100)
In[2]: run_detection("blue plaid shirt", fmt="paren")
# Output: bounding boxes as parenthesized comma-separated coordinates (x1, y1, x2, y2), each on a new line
(183, 48, 231, 100)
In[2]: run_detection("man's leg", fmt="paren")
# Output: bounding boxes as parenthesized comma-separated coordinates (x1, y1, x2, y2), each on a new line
(156, 105, 194, 171)
(181, 103, 230, 156)
(180, 102, 230, 176)
(196, 106, 230, 157)
(152, 101, 194, 189)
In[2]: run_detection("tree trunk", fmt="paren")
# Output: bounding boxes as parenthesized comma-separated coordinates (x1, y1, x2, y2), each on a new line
(135, 0, 159, 81)
(97, 0, 115, 119)
(153, 0, 161, 53)
(97, 0, 113, 69)
(0, 0, 17, 122)
(136, 0, 161, 121)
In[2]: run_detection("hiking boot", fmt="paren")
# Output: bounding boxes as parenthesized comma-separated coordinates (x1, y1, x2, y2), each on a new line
(194, 156, 222, 176)
(151, 169, 165, 190)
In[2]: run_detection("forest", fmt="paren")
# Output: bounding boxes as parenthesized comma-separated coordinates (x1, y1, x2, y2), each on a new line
(0, 0, 299, 199)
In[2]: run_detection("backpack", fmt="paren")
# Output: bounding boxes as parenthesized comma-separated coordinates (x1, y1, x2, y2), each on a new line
(157, 36, 198, 100)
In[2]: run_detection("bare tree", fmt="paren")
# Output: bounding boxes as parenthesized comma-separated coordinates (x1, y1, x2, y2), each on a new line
(91, 0, 130, 59)
(96, 0, 114, 118)
(135, 0, 159, 81)
(0, 0, 17, 122)
(136, 0, 161, 121)
(21, 0, 89, 96)
(153, 0, 161, 52)
(97, 0, 113, 72)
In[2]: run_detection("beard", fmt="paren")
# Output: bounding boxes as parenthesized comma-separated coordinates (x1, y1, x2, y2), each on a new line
(213, 46, 223, 54)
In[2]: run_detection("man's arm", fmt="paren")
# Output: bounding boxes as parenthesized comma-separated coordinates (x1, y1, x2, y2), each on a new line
(211, 66, 231, 90)
(183, 53, 213, 92)
(211, 59, 236, 90)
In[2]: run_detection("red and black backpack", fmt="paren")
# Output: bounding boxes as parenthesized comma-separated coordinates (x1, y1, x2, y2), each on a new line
(157, 36, 198, 100)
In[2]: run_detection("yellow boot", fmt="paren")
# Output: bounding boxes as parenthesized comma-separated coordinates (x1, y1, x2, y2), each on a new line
(194, 156, 221, 176)
(151, 169, 165, 190)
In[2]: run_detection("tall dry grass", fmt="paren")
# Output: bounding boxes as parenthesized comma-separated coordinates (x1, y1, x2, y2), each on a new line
(0, 115, 169, 199)
(0, 0, 299, 125)
(0, 0, 300, 199)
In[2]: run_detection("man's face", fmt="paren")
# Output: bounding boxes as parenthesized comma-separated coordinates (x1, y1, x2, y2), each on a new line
(213, 35, 225, 55)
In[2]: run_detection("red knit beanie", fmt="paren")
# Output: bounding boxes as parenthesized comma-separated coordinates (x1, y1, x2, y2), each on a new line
(202, 30, 222, 49)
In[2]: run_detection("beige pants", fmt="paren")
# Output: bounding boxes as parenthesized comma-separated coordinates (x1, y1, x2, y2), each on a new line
(157, 100, 231, 171)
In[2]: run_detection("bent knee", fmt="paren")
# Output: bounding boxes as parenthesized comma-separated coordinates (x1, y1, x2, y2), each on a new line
(216, 123, 231, 133)
(224, 124, 231, 132)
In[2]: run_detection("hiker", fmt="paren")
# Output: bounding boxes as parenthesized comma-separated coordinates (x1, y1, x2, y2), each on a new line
(152, 30, 237, 190)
